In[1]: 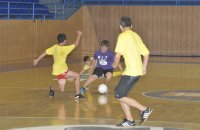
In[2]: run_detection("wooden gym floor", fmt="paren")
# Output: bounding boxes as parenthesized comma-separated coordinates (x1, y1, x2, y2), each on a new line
(0, 57, 200, 130)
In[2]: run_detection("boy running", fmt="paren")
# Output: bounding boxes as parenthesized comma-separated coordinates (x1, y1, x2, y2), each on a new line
(113, 16, 153, 126)
(33, 31, 85, 100)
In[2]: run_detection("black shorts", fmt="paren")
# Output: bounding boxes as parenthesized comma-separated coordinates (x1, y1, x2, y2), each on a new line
(92, 67, 113, 78)
(114, 75, 140, 99)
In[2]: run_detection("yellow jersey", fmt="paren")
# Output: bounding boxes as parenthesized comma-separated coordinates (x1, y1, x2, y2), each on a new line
(115, 30, 149, 76)
(45, 44, 75, 75)
(83, 64, 91, 71)
(82, 57, 94, 74)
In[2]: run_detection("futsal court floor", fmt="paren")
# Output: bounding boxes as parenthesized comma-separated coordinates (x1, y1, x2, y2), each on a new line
(0, 56, 199, 130)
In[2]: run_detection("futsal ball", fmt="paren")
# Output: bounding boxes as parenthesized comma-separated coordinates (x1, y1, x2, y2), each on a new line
(98, 84, 108, 94)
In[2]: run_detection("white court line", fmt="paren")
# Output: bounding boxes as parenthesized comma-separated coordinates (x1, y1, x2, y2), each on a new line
(5, 116, 199, 130)
(174, 93, 186, 96)
(150, 127, 163, 130)
(0, 116, 199, 126)
(9, 125, 159, 130)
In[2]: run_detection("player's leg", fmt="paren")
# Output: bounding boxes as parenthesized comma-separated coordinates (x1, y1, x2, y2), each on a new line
(115, 75, 152, 126)
(119, 96, 152, 125)
(49, 72, 67, 98)
(116, 102, 136, 127)
(49, 86, 55, 98)
(65, 70, 80, 95)
(120, 102, 133, 121)
(115, 76, 145, 109)
(58, 79, 66, 92)
(66, 70, 85, 99)
(80, 67, 102, 93)
(83, 75, 98, 88)
(114, 76, 140, 126)
(119, 97, 147, 112)
(104, 69, 113, 84)
(56, 72, 68, 92)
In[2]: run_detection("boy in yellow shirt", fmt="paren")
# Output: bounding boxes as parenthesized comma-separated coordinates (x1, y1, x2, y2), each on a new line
(33, 31, 85, 100)
(79, 56, 94, 75)
(113, 16, 153, 126)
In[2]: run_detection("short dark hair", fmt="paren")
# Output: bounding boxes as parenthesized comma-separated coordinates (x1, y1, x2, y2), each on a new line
(100, 40, 109, 47)
(57, 33, 66, 43)
(83, 56, 90, 62)
(120, 16, 132, 28)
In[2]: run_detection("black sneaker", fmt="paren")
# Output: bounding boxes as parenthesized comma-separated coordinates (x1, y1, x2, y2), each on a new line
(49, 86, 55, 98)
(116, 119, 135, 127)
(75, 93, 86, 100)
(140, 107, 153, 125)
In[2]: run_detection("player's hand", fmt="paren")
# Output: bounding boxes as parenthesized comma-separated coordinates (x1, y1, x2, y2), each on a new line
(33, 59, 39, 66)
(77, 31, 82, 36)
(112, 63, 117, 69)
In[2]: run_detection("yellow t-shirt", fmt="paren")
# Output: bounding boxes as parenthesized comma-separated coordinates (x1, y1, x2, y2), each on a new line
(115, 30, 149, 76)
(83, 64, 91, 71)
(82, 57, 94, 73)
(45, 44, 75, 75)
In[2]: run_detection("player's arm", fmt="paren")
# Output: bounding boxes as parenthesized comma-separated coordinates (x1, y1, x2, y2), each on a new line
(80, 66, 90, 75)
(118, 62, 123, 71)
(112, 52, 121, 69)
(137, 33, 150, 75)
(88, 67, 93, 75)
(74, 31, 83, 48)
(88, 59, 97, 75)
(33, 52, 47, 66)
(142, 54, 149, 75)
(79, 68, 85, 75)
(89, 59, 96, 75)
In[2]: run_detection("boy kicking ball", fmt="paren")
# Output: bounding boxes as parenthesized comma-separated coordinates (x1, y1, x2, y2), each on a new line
(33, 31, 85, 100)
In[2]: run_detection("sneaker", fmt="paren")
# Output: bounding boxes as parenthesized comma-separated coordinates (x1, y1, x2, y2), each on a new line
(75, 93, 86, 100)
(116, 119, 135, 127)
(140, 107, 153, 125)
(80, 87, 86, 94)
(49, 86, 55, 98)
